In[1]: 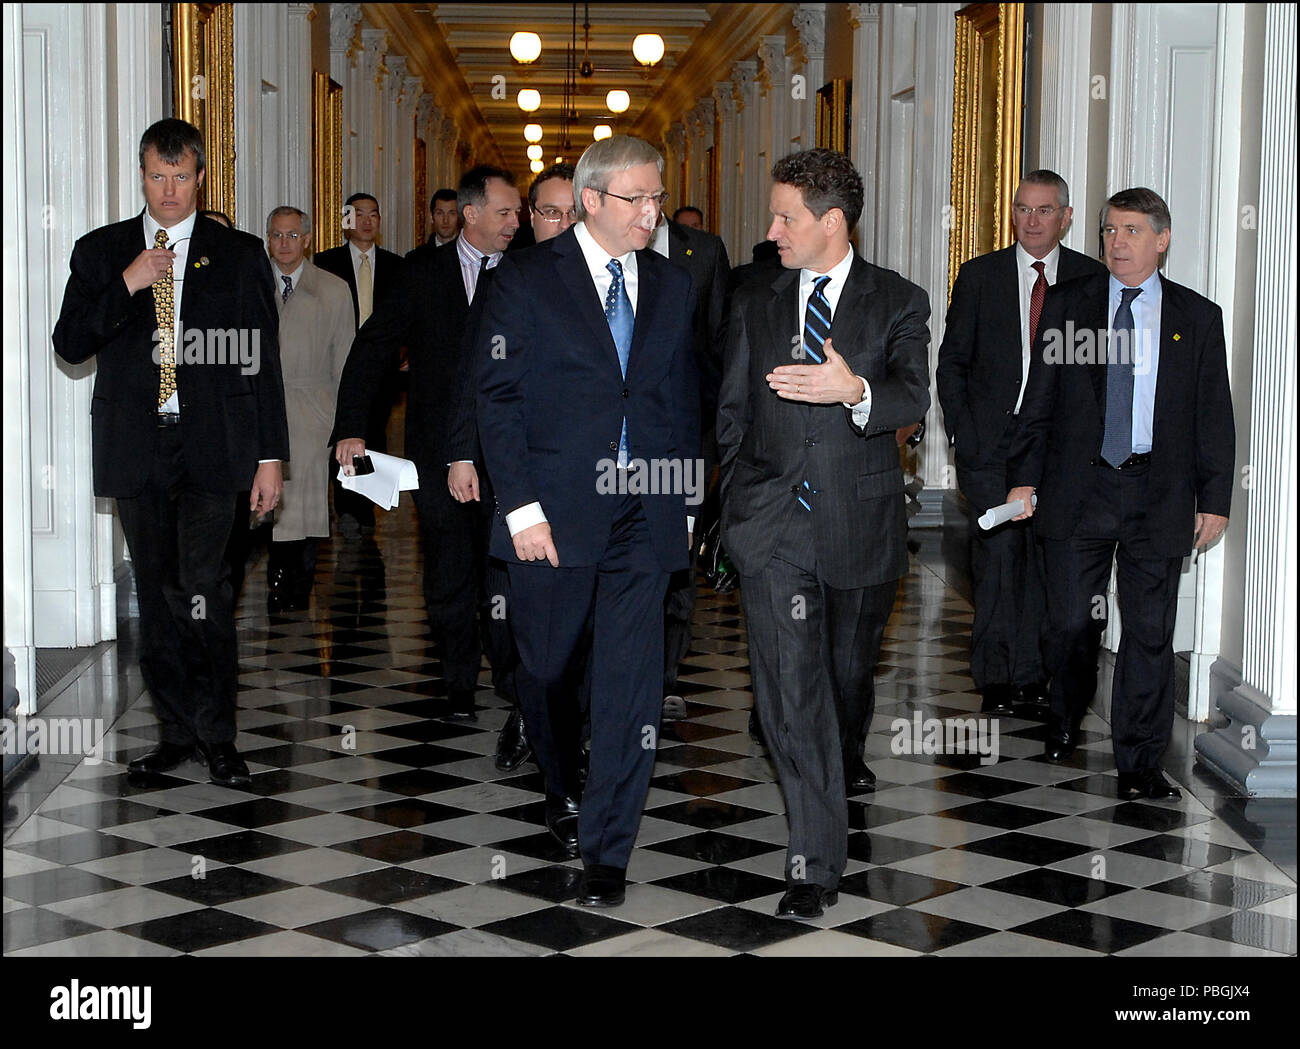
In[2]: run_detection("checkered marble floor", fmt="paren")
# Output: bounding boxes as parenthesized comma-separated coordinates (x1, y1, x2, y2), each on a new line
(5, 502, 1295, 958)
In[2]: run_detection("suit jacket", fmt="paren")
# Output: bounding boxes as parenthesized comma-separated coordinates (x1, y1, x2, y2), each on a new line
(275, 261, 355, 540)
(665, 220, 731, 422)
(937, 243, 1106, 472)
(313, 243, 405, 329)
(717, 255, 931, 588)
(476, 226, 701, 571)
(329, 240, 470, 480)
(52, 210, 288, 497)
(1006, 270, 1235, 556)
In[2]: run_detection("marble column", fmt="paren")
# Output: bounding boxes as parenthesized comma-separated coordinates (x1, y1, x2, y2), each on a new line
(792, 3, 826, 151)
(712, 82, 739, 249)
(848, 4, 881, 255)
(732, 61, 760, 252)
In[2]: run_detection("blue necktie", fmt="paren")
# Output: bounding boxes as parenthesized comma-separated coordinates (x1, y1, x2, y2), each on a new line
(802, 275, 832, 363)
(281, 274, 293, 303)
(605, 259, 634, 467)
(1101, 287, 1143, 468)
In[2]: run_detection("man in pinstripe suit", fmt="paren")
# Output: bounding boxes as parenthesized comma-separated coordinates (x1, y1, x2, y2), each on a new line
(718, 150, 931, 919)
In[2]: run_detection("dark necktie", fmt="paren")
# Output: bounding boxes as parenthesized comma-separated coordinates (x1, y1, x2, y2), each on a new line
(1029, 260, 1046, 343)
(471, 252, 490, 303)
(281, 274, 293, 303)
(605, 259, 634, 467)
(1101, 287, 1143, 468)
(802, 275, 832, 363)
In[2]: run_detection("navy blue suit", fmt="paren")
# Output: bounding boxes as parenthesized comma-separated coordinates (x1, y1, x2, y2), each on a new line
(476, 226, 699, 869)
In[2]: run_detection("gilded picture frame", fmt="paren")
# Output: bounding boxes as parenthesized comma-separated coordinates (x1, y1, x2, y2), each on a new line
(312, 73, 344, 253)
(948, 3, 1025, 293)
(173, 2, 236, 222)
(815, 78, 852, 154)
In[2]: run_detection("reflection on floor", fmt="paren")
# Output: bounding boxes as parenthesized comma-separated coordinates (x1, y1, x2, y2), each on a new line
(4, 494, 1295, 957)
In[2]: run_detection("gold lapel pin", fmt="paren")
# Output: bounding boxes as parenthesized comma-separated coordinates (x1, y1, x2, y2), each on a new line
(195, 256, 210, 268)
(1173, 333, 1181, 341)
(685, 248, 694, 256)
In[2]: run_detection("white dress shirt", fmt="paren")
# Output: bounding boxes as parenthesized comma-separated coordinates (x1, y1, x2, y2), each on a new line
(143, 209, 197, 416)
(798, 247, 872, 426)
(1014, 241, 1061, 414)
(455, 233, 502, 304)
(347, 240, 377, 288)
(274, 261, 305, 297)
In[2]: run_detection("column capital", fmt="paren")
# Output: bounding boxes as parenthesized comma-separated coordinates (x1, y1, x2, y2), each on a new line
(330, 2, 362, 53)
(847, 3, 881, 30)
(793, 4, 827, 58)
(713, 82, 738, 120)
(757, 36, 787, 92)
(665, 123, 687, 153)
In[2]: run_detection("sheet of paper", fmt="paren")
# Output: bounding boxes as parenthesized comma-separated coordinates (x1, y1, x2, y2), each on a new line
(336, 451, 420, 510)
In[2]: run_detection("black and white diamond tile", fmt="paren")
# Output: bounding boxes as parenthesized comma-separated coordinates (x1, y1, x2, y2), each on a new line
(4, 499, 1293, 957)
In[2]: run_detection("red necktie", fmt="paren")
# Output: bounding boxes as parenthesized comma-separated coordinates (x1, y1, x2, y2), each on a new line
(1029, 260, 1047, 343)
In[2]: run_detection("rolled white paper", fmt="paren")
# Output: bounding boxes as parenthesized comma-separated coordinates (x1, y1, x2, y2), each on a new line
(978, 493, 1037, 531)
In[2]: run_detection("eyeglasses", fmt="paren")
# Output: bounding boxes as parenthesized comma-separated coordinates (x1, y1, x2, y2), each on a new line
(1012, 204, 1062, 218)
(269, 230, 303, 240)
(599, 189, 670, 211)
(535, 206, 579, 223)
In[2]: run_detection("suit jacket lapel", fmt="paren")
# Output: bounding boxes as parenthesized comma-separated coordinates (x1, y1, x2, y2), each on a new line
(178, 212, 216, 320)
(554, 231, 619, 365)
(627, 250, 662, 375)
(829, 256, 873, 357)
(1085, 276, 1111, 415)
(765, 267, 800, 368)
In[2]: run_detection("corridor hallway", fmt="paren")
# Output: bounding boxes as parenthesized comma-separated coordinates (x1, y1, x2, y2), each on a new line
(4, 467, 1295, 957)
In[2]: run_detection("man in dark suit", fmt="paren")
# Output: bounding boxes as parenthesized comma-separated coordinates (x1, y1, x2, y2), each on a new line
(430, 188, 460, 247)
(476, 136, 699, 907)
(651, 214, 731, 721)
(52, 118, 288, 787)
(315, 193, 404, 535)
(332, 166, 520, 721)
(1006, 187, 1234, 800)
(937, 171, 1107, 717)
(718, 148, 930, 919)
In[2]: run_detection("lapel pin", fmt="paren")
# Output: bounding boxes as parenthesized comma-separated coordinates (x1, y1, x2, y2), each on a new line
(1173, 333, 1181, 341)
(685, 248, 693, 256)
(195, 257, 210, 268)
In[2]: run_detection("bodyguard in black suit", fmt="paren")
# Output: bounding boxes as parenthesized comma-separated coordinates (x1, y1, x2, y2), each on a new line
(718, 149, 930, 919)
(52, 119, 288, 787)
(937, 171, 1107, 715)
(1007, 187, 1234, 801)
(315, 193, 404, 534)
(332, 167, 521, 719)
(476, 136, 699, 907)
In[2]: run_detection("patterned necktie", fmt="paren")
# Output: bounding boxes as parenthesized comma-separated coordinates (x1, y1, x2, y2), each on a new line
(153, 228, 176, 409)
(1101, 287, 1143, 468)
(605, 259, 634, 468)
(281, 274, 293, 303)
(802, 275, 832, 362)
(1029, 260, 1046, 343)
(357, 252, 373, 325)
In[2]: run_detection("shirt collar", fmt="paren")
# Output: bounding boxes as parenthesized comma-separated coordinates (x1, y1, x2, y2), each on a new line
(800, 246, 854, 289)
(575, 220, 637, 274)
(143, 208, 197, 247)
(651, 220, 671, 259)
(275, 261, 305, 287)
(1015, 240, 1061, 275)
(457, 233, 502, 269)
(348, 239, 374, 264)
(1109, 267, 1163, 300)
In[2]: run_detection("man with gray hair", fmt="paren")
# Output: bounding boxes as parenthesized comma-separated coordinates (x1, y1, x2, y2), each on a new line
(476, 135, 700, 907)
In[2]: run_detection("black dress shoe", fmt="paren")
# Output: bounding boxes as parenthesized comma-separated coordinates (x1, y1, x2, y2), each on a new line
(194, 740, 251, 787)
(446, 688, 477, 720)
(980, 683, 1018, 714)
(576, 863, 626, 907)
(748, 708, 766, 746)
(1018, 681, 1050, 708)
(776, 884, 838, 919)
(544, 792, 580, 856)
(266, 567, 289, 614)
(1043, 728, 1079, 762)
(1138, 767, 1182, 800)
(846, 758, 876, 793)
(127, 741, 195, 775)
(1116, 771, 1144, 800)
(494, 709, 532, 771)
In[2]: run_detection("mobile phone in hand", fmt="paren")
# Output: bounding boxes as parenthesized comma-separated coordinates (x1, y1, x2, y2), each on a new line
(352, 454, 375, 476)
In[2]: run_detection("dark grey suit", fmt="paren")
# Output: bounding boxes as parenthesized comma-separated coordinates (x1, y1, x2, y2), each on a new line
(718, 255, 930, 889)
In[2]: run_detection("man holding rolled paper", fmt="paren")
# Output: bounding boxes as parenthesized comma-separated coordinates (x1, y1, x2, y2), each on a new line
(938, 171, 1105, 717)
(1005, 187, 1235, 800)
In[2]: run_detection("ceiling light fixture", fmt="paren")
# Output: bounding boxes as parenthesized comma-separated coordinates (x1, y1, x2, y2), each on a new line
(524, 123, 544, 143)
(593, 125, 612, 141)
(509, 31, 542, 65)
(530, 159, 545, 174)
(527, 144, 543, 161)
(517, 88, 541, 113)
(632, 33, 665, 68)
(606, 89, 630, 114)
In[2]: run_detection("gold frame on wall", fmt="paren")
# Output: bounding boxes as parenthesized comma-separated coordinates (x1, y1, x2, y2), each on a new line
(312, 72, 344, 252)
(413, 136, 428, 248)
(948, 2, 1024, 293)
(815, 78, 851, 154)
(173, 3, 236, 222)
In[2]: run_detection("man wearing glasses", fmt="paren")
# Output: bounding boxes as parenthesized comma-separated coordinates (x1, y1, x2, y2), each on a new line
(528, 163, 578, 241)
(938, 171, 1106, 720)
(476, 136, 700, 907)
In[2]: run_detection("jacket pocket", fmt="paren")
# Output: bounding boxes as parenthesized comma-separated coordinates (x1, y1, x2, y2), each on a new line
(856, 467, 904, 500)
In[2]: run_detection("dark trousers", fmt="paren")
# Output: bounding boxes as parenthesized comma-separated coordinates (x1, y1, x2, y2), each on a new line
(509, 493, 669, 869)
(740, 506, 896, 889)
(959, 428, 1048, 690)
(115, 426, 239, 746)
(482, 556, 519, 705)
(268, 538, 320, 590)
(410, 483, 485, 693)
(1041, 462, 1183, 772)
(662, 430, 718, 692)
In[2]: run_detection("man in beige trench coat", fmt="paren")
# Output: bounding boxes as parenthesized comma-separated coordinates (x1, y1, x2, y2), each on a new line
(265, 205, 355, 611)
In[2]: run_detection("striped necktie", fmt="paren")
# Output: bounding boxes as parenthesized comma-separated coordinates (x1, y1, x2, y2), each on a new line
(802, 275, 832, 363)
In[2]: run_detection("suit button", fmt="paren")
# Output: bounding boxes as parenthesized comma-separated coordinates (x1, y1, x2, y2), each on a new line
(805, 438, 816, 447)
(622, 389, 629, 399)
(1089, 457, 1097, 466)
(790, 485, 800, 494)
(1004, 409, 1013, 415)
(609, 442, 618, 452)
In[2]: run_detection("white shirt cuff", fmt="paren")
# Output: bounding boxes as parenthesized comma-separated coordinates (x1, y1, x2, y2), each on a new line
(258, 459, 280, 464)
(687, 516, 696, 533)
(506, 502, 548, 536)
(446, 460, 474, 466)
(843, 376, 872, 427)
